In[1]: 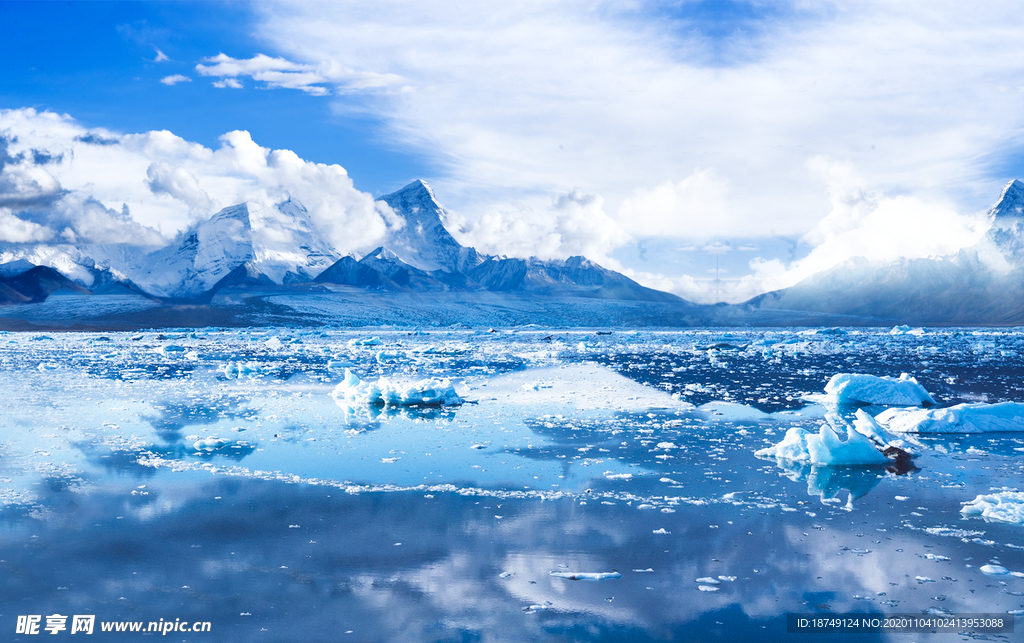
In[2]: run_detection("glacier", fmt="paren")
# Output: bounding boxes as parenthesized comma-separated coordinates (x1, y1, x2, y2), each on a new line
(876, 401, 1024, 433)
(823, 372, 936, 407)
(331, 368, 464, 408)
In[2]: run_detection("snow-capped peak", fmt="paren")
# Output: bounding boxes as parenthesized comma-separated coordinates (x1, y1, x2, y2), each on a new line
(376, 180, 474, 272)
(133, 199, 339, 298)
(975, 179, 1024, 269)
(989, 179, 1024, 222)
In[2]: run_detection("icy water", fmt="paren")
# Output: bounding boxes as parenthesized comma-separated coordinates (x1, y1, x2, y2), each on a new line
(1, 327, 1023, 642)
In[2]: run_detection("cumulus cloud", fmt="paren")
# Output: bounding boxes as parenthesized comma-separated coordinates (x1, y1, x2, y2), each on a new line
(213, 78, 243, 89)
(0, 163, 64, 208)
(153, 48, 169, 63)
(160, 74, 191, 85)
(715, 157, 991, 302)
(453, 189, 630, 262)
(195, 53, 405, 96)
(145, 162, 213, 214)
(0, 209, 53, 243)
(244, 0, 1024, 249)
(0, 108, 386, 254)
(617, 169, 736, 238)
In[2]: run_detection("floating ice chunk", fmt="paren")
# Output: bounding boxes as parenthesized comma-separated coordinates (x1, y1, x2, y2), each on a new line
(980, 564, 1010, 575)
(350, 336, 383, 346)
(550, 571, 621, 581)
(890, 325, 925, 336)
(222, 361, 264, 379)
(718, 576, 736, 581)
(698, 401, 772, 421)
(961, 491, 1024, 525)
(499, 571, 512, 579)
(633, 568, 654, 573)
(877, 402, 1024, 434)
(193, 437, 230, 450)
(697, 585, 720, 592)
(652, 528, 670, 534)
(331, 369, 463, 407)
(604, 472, 632, 480)
(264, 337, 282, 350)
(522, 602, 552, 613)
(375, 350, 401, 363)
(695, 577, 720, 584)
(850, 409, 896, 447)
(521, 381, 553, 391)
(824, 373, 935, 407)
(921, 553, 950, 561)
(755, 415, 890, 466)
(915, 576, 935, 583)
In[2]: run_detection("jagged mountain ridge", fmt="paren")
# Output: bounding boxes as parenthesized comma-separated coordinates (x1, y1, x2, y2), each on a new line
(0, 180, 682, 305)
(377, 180, 486, 273)
(746, 179, 1024, 324)
(134, 199, 339, 299)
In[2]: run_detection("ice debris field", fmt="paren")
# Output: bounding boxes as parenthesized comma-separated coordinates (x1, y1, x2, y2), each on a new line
(2, 326, 1024, 641)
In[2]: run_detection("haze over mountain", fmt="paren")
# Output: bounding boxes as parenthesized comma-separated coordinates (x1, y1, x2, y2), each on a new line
(8, 177, 1024, 327)
(746, 179, 1024, 324)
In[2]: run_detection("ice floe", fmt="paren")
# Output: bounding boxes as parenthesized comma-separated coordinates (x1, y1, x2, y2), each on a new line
(331, 369, 463, 408)
(823, 373, 935, 407)
(961, 491, 1024, 524)
(549, 571, 621, 581)
(755, 413, 891, 466)
(193, 437, 230, 450)
(467, 364, 692, 413)
(877, 402, 1024, 434)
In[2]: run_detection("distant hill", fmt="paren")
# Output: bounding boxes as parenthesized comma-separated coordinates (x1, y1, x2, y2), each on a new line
(745, 180, 1024, 325)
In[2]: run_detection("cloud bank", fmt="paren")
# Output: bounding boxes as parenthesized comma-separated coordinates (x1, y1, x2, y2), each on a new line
(212, 0, 1024, 298)
(0, 109, 386, 255)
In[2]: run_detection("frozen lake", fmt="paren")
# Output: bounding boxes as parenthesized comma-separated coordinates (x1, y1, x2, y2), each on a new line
(2, 327, 1023, 641)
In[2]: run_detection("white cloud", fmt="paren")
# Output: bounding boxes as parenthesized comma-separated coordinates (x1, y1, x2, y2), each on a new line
(243, 1, 1024, 261)
(0, 209, 53, 243)
(617, 169, 735, 238)
(145, 161, 213, 214)
(0, 108, 386, 254)
(159, 74, 191, 86)
(212, 78, 243, 89)
(194, 53, 405, 96)
(700, 157, 991, 302)
(153, 48, 169, 63)
(452, 189, 629, 263)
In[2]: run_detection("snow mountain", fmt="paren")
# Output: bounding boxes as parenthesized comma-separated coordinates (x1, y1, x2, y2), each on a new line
(747, 179, 1024, 324)
(314, 180, 679, 301)
(135, 199, 339, 300)
(377, 180, 485, 273)
(0, 180, 680, 305)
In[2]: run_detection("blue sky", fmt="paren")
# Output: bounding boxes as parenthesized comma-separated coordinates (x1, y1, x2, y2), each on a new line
(0, 1, 427, 196)
(2, 1, 1023, 302)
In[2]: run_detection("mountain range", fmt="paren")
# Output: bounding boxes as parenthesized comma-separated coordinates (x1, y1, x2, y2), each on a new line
(744, 179, 1024, 325)
(0, 180, 677, 307)
(5, 178, 1024, 327)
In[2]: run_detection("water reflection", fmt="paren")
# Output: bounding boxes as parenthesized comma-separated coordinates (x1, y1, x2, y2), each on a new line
(3, 475, 1018, 642)
(766, 458, 887, 507)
